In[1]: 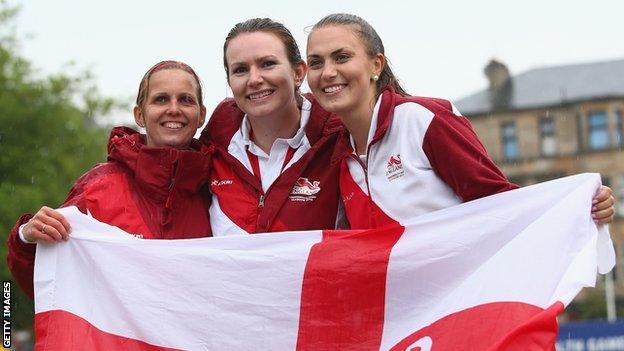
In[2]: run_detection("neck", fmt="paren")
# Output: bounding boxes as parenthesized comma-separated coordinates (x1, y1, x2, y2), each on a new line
(341, 95, 377, 156)
(247, 101, 301, 154)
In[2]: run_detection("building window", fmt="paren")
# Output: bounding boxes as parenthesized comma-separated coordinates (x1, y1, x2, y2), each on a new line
(502, 122, 519, 160)
(540, 117, 556, 156)
(616, 110, 623, 148)
(587, 111, 609, 150)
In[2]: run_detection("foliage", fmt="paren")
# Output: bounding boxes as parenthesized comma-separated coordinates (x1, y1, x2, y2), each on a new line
(0, 0, 119, 330)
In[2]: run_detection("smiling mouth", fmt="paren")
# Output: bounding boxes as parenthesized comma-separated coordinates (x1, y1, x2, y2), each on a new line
(162, 121, 186, 129)
(248, 90, 275, 100)
(322, 84, 346, 94)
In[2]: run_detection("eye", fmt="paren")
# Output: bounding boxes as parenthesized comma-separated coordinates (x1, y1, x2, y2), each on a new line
(180, 95, 196, 105)
(262, 60, 277, 68)
(336, 53, 351, 63)
(153, 95, 168, 103)
(307, 58, 322, 69)
(231, 66, 248, 75)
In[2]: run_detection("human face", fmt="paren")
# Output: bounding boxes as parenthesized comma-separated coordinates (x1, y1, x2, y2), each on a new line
(133, 69, 206, 149)
(306, 25, 383, 119)
(225, 31, 306, 120)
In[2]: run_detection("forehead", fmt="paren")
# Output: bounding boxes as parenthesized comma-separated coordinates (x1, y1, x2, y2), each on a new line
(226, 31, 288, 64)
(307, 25, 363, 55)
(148, 69, 198, 93)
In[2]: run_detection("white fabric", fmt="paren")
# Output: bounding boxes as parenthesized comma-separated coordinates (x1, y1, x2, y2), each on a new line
(35, 173, 614, 350)
(227, 97, 312, 192)
(18, 223, 34, 244)
(345, 96, 462, 217)
(209, 196, 249, 237)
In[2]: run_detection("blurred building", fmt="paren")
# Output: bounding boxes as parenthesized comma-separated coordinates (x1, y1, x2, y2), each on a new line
(456, 58, 624, 301)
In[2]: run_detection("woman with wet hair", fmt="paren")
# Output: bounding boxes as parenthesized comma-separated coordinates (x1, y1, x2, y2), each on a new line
(7, 60, 214, 298)
(200, 18, 345, 235)
(305, 13, 615, 228)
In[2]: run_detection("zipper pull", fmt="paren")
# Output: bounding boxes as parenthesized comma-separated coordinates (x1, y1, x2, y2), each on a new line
(258, 195, 265, 208)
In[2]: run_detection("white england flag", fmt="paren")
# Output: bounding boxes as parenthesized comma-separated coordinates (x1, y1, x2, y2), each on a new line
(33, 173, 615, 350)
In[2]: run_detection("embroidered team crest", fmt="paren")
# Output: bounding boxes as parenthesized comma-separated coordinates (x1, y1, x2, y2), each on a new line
(290, 177, 321, 202)
(386, 154, 405, 181)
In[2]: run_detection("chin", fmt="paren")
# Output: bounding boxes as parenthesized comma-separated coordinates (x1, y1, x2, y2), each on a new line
(320, 99, 346, 115)
(247, 104, 280, 119)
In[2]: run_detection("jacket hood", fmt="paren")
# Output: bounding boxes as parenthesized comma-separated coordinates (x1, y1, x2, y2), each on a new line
(107, 126, 211, 200)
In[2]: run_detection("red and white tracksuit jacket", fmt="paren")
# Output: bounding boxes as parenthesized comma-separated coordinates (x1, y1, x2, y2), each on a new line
(200, 95, 344, 235)
(6, 127, 213, 298)
(336, 88, 518, 229)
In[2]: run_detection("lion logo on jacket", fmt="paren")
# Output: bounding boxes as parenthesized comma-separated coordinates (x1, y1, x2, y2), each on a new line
(290, 177, 321, 202)
(386, 154, 405, 181)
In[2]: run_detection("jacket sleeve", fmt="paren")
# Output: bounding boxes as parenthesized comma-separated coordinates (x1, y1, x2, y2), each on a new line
(422, 106, 518, 202)
(5, 174, 92, 299)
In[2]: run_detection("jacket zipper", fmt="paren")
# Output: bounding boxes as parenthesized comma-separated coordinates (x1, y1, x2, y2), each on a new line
(349, 143, 377, 228)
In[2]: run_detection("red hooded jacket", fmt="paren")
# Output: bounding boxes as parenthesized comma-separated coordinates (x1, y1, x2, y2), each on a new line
(6, 127, 213, 298)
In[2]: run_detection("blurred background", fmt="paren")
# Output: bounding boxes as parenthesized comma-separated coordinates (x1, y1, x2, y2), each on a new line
(1, 0, 622, 349)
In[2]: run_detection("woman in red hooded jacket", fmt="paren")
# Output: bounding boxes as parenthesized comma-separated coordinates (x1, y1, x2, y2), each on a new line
(6, 60, 213, 298)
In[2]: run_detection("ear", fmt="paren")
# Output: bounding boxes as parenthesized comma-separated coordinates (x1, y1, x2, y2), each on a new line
(198, 105, 207, 128)
(293, 61, 308, 88)
(133, 106, 145, 128)
(373, 53, 385, 77)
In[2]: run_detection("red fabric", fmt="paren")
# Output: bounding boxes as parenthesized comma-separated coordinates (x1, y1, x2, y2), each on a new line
(201, 96, 347, 233)
(337, 88, 518, 229)
(6, 127, 213, 298)
(390, 301, 562, 350)
(392, 90, 518, 201)
(297, 226, 405, 350)
(413, 98, 519, 202)
(35, 310, 179, 351)
(339, 159, 398, 229)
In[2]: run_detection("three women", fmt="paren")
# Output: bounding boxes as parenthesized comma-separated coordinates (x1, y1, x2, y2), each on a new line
(7, 15, 615, 301)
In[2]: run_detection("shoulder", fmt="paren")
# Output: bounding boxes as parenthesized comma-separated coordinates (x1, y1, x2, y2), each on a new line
(395, 95, 460, 117)
(62, 161, 129, 210)
(73, 161, 126, 189)
(391, 95, 470, 132)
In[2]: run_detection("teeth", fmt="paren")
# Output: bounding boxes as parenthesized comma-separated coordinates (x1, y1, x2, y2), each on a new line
(249, 90, 273, 99)
(163, 122, 184, 129)
(323, 85, 344, 93)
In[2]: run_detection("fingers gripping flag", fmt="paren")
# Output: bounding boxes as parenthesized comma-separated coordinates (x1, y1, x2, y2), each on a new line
(33, 174, 614, 350)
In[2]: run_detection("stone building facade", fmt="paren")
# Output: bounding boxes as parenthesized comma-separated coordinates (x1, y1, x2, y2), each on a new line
(456, 58, 624, 300)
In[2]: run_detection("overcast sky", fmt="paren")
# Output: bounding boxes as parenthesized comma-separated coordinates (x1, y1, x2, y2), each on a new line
(11, 0, 624, 125)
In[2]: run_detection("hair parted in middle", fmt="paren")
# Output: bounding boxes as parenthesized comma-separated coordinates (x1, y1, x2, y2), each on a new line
(135, 60, 205, 109)
(311, 13, 409, 97)
(223, 18, 304, 77)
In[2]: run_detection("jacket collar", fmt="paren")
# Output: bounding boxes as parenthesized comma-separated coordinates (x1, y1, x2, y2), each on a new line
(369, 86, 397, 147)
(200, 95, 343, 149)
(107, 127, 211, 199)
(331, 87, 397, 163)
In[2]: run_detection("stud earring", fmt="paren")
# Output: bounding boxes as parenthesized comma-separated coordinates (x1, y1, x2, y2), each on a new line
(372, 75, 379, 82)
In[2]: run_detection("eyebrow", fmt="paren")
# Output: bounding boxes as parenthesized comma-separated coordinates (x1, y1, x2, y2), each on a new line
(230, 55, 280, 67)
(307, 47, 350, 59)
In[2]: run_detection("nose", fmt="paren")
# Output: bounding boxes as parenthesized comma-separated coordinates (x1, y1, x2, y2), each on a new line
(248, 66, 263, 87)
(166, 99, 182, 115)
(321, 62, 337, 81)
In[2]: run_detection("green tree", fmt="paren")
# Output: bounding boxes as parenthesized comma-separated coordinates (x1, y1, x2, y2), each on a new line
(0, 0, 119, 330)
